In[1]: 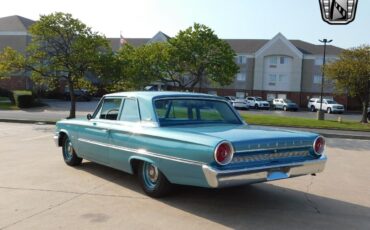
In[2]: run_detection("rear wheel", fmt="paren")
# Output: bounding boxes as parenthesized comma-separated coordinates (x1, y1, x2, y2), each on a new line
(62, 136, 82, 166)
(138, 161, 172, 198)
(310, 106, 316, 112)
(254, 104, 259, 109)
(283, 106, 287, 111)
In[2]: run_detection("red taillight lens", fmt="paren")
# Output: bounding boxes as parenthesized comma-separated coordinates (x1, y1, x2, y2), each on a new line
(313, 136, 325, 155)
(214, 142, 234, 165)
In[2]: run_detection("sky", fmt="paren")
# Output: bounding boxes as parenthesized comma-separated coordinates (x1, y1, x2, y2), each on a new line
(0, 0, 368, 48)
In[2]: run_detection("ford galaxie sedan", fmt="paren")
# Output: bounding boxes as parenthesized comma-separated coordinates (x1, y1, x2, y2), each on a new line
(54, 92, 327, 197)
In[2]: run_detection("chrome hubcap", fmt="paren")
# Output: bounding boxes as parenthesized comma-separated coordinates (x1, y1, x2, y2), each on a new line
(147, 165, 158, 183)
(67, 142, 73, 154)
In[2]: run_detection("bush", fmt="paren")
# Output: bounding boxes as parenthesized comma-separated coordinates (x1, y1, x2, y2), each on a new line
(16, 95, 34, 108)
(0, 87, 15, 103)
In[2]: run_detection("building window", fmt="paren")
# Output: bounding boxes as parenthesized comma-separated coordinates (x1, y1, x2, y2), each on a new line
(236, 55, 246, 64)
(280, 56, 285, 64)
(269, 56, 277, 67)
(313, 75, 322, 84)
(268, 74, 276, 86)
(279, 74, 285, 82)
(315, 57, 323, 66)
(269, 74, 277, 82)
(236, 72, 246, 81)
(235, 92, 245, 99)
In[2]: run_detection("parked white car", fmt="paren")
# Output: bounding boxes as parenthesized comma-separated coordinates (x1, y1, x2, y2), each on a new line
(224, 96, 249, 110)
(307, 98, 344, 114)
(246, 97, 270, 110)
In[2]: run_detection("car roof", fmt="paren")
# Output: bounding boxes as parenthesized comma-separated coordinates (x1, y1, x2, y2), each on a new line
(105, 91, 224, 101)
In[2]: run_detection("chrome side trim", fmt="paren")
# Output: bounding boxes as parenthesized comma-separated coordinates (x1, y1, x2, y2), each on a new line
(78, 138, 205, 166)
(202, 156, 327, 188)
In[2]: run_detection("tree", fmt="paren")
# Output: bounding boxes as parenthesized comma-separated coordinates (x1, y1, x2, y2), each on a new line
(168, 23, 239, 91)
(0, 12, 109, 118)
(325, 45, 370, 123)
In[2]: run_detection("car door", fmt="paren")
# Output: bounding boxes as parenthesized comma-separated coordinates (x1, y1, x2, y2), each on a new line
(77, 97, 123, 165)
(109, 97, 142, 172)
(275, 99, 281, 109)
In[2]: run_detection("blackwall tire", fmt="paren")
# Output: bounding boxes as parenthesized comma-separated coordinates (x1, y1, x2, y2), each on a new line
(138, 161, 172, 198)
(62, 135, 83, 166)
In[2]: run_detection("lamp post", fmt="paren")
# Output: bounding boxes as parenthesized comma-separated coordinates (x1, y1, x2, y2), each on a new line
(317, 38, 332, 120)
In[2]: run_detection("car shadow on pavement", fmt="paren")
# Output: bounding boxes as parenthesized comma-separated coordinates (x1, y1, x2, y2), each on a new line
(77, 161, 370, 229)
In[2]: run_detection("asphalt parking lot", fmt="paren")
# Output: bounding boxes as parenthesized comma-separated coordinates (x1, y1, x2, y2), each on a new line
(0, 122, 369, 229)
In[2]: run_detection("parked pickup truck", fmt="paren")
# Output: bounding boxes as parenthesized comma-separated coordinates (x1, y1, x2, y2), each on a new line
(307, 98, 344, 114)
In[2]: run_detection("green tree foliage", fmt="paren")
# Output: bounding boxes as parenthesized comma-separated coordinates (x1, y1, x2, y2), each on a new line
(110, 23, 239, 92)
(0, 12, 110, 118)
(0, 47, 26, 79)
(168, 23, 239, 91)
(325, 45, 370, 123)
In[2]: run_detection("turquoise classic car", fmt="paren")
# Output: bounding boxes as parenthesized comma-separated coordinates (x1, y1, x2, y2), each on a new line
(54, 91, 327, 197)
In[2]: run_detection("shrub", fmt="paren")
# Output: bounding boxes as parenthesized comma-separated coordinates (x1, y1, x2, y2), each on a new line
(0, 87, 15, 103)
(16, 95, 34, 108)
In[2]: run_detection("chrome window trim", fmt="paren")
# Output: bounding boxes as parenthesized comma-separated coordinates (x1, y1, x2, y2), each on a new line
(78, 138, 205, 166)
(152, 97, 245, 126)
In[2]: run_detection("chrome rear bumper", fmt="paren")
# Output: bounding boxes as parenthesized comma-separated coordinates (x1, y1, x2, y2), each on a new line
(202, 156, 327, 188)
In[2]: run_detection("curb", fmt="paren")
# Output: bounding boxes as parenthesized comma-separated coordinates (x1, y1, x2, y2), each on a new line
(1, 118, 370, 140)
(0, 118, 56, 125)
(315, 133, 370, 140)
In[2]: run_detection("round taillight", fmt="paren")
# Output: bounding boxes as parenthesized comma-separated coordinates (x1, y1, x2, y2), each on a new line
(214, 141, 234, 165)
(313, 136, 325, 156)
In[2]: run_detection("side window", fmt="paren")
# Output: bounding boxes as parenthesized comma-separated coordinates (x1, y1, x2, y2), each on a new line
(97, 98, 122, 120)
(120, 98, 141, 122)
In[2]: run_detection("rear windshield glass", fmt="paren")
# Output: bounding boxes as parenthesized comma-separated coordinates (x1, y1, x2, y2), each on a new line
(154, 99, 242, 126)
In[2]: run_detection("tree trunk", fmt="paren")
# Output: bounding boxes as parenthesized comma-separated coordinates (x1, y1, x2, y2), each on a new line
(67, 78, 76, 119)
(361, 100, 369, 123)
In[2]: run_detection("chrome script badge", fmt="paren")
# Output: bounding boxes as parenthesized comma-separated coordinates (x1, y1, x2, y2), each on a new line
(319, 0, 358, 25)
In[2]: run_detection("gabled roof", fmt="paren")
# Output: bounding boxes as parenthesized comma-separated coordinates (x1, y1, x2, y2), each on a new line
(0, 15, 35, 32)
(290, 40, 343, 56)
(110, 32, 344, 56)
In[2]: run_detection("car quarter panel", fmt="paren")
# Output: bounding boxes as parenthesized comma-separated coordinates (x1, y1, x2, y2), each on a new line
(108, 124, 221, 187)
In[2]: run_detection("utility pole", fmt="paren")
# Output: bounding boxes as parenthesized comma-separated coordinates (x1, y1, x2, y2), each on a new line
(317, 38, 333, 120)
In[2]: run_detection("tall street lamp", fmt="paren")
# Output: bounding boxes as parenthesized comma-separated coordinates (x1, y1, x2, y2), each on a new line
(317, 38, 333, 120)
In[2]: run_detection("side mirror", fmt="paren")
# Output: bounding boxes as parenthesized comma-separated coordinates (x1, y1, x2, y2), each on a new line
(87, 114, 92, 120)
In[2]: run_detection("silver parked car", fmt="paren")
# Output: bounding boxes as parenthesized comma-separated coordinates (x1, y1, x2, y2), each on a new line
(246, 97, 270, 110)
(272, 98, 298, 111)
(224, 96, 249, 110)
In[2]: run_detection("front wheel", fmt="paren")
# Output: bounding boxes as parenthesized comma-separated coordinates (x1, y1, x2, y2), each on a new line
(310, 106, 316, 112)
(327, 107, 332, 114)
(138, 162, 172, 198)
(62, 136, 83, 166)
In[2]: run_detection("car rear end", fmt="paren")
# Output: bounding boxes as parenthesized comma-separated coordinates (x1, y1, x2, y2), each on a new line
(201, 132, 327, 188)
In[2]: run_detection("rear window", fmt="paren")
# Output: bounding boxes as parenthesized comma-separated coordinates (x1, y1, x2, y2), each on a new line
(154, 99, 242, 126)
